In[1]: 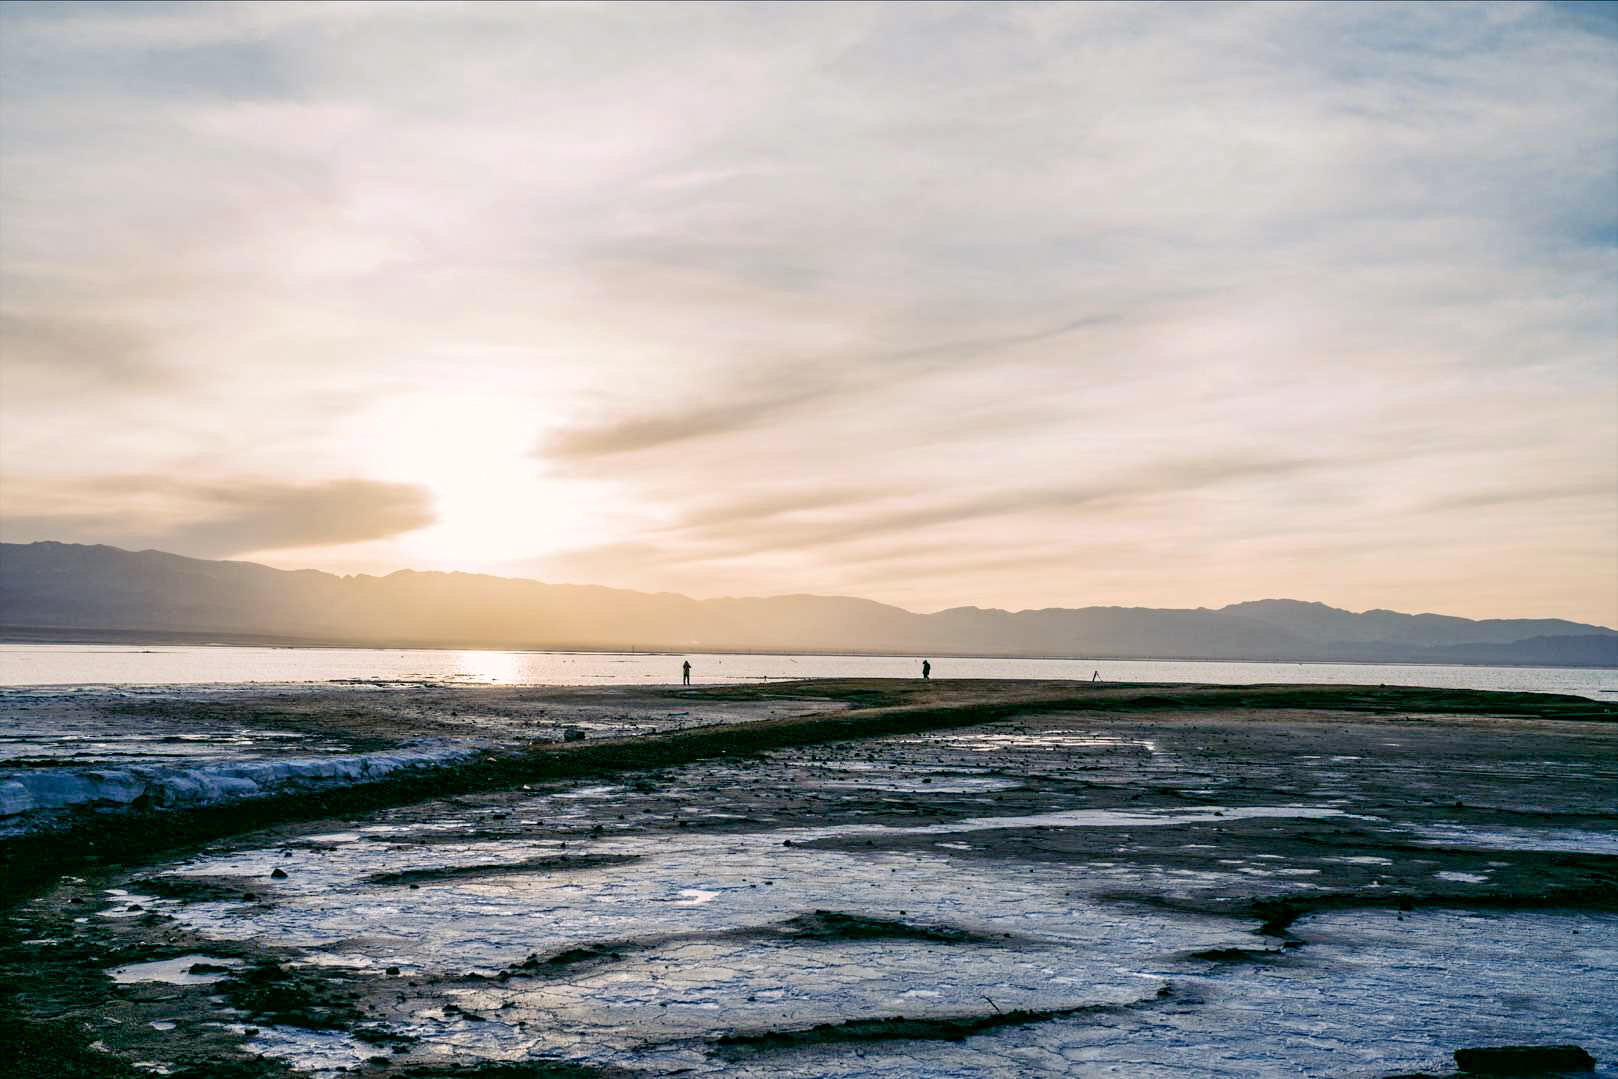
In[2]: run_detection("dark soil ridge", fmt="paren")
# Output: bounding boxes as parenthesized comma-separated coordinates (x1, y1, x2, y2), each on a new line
(5, 680, 1612, 908)
(704, 982, 1182, 1058)
(490, 909, 1014, 982)
(1120, 883, 1618, 941)
(363, 853, 642, 886)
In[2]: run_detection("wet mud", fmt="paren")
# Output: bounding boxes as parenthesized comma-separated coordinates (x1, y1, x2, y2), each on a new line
(2, 679, 1615, 1077)
(365, 855, 644, 888)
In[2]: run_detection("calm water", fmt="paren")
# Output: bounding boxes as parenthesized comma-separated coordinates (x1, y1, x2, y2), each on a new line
(1, 643, 1614, 700)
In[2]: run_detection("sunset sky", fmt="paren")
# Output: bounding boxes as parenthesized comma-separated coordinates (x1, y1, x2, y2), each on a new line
(1, 1, 1614, 625)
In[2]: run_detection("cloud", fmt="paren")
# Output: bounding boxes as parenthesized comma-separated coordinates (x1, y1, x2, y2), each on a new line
(544, 379, 831, 459)
(0, 310, 178, 405)
(671, 454, 1321, 555)
(538, 310, 1125, 463)
(1422, 480, 1616, 514)
(0, 477, 435, 558)
(677, 485, 889, 529)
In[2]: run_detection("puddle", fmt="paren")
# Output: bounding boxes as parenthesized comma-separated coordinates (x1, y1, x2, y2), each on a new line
(97, 892, 161, 919)
(108, 955, 245, 985)
(1435, 871, 1490, 883)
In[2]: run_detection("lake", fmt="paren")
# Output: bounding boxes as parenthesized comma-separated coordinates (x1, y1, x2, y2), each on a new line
(2, 642, 1613, 700)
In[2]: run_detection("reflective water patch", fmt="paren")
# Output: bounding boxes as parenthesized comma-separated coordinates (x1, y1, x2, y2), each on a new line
(108, 955, 244, 985)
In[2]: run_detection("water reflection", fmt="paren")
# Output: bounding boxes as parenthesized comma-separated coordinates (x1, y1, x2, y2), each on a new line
(448, 649, 527, 684)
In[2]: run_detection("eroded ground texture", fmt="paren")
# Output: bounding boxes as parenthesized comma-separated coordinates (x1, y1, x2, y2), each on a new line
(2, 680, 1615, 1078)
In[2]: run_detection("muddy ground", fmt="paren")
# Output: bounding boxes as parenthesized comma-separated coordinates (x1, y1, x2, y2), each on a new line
(1, 680, 1615, 1078)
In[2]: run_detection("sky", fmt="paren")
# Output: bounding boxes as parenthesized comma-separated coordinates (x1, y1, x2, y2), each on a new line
(1, 1, 1615, 626)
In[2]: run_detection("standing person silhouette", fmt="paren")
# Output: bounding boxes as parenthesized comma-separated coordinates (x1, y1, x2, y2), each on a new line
(921, 659, 931, 680)
(682, 659, 691, 686)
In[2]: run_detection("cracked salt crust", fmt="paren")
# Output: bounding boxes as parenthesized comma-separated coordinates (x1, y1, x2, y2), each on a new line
(146, 790, 1618, 1078)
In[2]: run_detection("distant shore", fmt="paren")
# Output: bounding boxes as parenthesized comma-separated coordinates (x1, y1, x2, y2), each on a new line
(5, 626, 1616, 671)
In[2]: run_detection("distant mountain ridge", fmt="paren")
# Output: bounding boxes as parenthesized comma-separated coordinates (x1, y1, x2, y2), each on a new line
(2, 541, 1614, 667)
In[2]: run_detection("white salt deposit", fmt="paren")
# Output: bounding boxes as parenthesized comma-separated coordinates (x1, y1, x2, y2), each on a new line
(0, 742, 484, 823)
(108, 955, 244, 985)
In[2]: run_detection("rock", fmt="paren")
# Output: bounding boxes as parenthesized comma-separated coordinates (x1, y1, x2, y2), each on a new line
(562, 727, 587, 741)
(270, 868, 288, 879)
(1454, 1045, 1596, 1075)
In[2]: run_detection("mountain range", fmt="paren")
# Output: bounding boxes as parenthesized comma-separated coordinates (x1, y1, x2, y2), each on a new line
(2, 541, 1614, 667)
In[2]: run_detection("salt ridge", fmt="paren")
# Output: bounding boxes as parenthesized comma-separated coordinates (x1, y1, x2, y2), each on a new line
(0, 741, 484, 825)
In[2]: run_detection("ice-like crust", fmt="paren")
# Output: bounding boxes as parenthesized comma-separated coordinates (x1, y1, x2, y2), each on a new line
(154, 800, 1372, 1075)
(0, 741, 482, 820)
(164, 817, 1618, 1078)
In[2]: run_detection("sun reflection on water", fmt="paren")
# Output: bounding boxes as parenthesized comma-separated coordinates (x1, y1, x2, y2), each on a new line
(449, 650, 529, 684)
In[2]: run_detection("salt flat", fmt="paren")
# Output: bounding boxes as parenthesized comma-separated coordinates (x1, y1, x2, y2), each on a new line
(2, 680, 1614, 1078)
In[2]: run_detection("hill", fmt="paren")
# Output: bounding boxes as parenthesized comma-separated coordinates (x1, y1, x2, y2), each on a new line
(2, 542, 1613, 666)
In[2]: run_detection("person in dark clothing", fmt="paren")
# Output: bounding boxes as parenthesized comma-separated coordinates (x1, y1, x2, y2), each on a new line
(921, 659, 931, 680)
(682, 660, 691, 686)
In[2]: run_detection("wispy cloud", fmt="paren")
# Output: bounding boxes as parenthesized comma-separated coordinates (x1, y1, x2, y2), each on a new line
(0, 476, 435, 559)
(0, 309, 174, 393)
(545, 378, 833, 460)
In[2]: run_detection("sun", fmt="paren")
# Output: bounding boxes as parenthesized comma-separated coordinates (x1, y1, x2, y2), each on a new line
(342, 388, 605, 572)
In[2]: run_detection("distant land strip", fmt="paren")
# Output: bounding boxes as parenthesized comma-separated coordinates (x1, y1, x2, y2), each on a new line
(4, 542, 1616, 667)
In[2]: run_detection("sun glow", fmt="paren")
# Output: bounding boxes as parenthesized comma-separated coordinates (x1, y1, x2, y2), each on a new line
(341, 388, 604, 571)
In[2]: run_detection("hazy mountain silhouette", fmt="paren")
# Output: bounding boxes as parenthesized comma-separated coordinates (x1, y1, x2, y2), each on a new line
(2, 542, 1614, 667)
